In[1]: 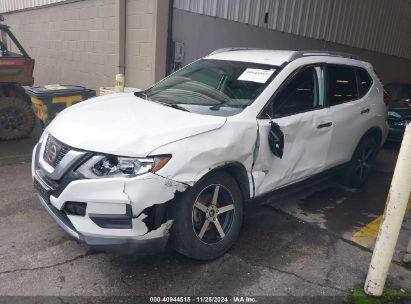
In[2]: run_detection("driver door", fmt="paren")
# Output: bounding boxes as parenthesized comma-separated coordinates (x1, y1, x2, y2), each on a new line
(253, 65, 333, 196)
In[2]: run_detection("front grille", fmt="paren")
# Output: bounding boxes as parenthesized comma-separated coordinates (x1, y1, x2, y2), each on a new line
(33, 178, 50, 203)
(35, 169, 58, 190)
(56, 146, 70, 165)
(44, 135, 70, 167)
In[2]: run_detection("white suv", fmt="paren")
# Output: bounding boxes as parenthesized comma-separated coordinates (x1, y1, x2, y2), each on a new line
(32, 49, 388, 260)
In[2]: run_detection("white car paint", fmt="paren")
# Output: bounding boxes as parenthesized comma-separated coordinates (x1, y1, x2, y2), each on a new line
(32, 49, 388, 254)
(327, 68, 387, 167)
(254, 107, 334, 193)
(47, 93, 227, 157)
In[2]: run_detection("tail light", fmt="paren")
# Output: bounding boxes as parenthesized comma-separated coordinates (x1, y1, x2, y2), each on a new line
(383, 90, 390, 106)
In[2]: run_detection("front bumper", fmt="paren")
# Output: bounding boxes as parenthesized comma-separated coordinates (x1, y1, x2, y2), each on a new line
(37, 194, 169, 254)
(32, 139, 187, 255)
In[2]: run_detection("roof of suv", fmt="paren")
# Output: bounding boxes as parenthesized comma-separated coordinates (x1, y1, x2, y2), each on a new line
(206, 48, 360, 67)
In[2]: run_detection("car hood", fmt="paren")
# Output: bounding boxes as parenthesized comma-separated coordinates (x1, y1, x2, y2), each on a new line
(47, 93, 227, 157)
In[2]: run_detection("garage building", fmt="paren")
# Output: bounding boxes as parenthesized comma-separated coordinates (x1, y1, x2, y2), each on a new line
(1, 0, 410, 91)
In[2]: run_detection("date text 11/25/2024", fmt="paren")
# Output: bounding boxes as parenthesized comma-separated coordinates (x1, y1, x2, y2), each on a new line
(149, 296, 257, 303)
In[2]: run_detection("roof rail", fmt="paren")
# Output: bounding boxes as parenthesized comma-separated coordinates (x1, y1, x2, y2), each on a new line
(209, 48, 361, 62)
(209, 47, 260, 55)
(289, 50, 360, 61)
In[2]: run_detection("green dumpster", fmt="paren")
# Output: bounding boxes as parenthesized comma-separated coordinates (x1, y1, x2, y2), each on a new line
(26, 85, 96, 128)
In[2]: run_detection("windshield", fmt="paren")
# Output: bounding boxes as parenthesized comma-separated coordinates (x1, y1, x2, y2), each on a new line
(142, 59, 279, 116)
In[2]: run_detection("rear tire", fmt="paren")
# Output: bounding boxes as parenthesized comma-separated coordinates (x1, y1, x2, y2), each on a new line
(170, 171, 243, 260)
(340, 136, 379, 188)
(0, 97, 35, 140)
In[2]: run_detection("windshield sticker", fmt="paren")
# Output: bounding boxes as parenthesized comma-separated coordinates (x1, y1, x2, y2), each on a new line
(238, 69, 275, 83)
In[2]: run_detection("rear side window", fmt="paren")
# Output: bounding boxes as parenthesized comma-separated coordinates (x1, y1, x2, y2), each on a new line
(327, 65, 358, 106)
(357, 68, 373, 97)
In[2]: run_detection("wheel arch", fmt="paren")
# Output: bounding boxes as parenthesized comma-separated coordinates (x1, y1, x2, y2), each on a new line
(195, 162, 251, 202)
(360, 127, 383, 147)
(350, 126, 383, 159)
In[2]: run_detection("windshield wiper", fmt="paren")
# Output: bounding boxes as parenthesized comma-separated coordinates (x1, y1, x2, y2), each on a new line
(210, 100, 232, 111)
(158, 102, 190, 112)
(134, 91, 189, 112)
(134, 91, 149, 100)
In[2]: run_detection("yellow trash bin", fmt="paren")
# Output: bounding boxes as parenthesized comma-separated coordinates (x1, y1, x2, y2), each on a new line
(26, 85, 96, 128)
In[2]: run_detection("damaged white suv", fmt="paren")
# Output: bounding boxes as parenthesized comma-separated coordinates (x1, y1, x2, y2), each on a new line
(32, 49, 388, 260)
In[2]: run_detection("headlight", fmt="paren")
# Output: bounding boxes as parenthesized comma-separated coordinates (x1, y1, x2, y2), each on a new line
(77, 155, 171, 178)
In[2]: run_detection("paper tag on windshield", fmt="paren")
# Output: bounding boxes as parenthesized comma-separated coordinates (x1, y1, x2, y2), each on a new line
(238, 69, 275, 83)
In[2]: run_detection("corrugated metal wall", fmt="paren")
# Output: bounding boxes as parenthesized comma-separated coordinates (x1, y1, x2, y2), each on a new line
(174, 0, 411, 59)
(0, 0, 68, 13)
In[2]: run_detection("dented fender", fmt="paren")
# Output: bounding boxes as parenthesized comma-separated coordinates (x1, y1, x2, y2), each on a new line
(150, 117, 259, 196)
(123, 174, 188, 216)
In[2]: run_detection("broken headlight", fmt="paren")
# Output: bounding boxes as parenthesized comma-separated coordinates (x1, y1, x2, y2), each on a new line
(77, 155, 171, 178)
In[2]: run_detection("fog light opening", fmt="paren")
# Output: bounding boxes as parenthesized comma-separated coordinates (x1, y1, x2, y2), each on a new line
(63, 202, 87, 216)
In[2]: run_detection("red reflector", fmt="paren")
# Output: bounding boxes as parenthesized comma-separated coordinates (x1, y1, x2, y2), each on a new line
(0, 59, 25, 66)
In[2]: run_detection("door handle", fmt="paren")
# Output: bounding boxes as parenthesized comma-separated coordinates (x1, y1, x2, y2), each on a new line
(361, 108, 370, 115)
(317, 122, 333, 129)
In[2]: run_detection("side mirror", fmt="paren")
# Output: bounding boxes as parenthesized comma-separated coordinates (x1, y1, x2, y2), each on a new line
(268, 121, 284, 159)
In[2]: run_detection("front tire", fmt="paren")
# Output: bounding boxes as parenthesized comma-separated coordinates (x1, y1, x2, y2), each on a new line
(170, 172, 243, 260)
(340, 136, 379, 188)
(0, 97, 35, 140)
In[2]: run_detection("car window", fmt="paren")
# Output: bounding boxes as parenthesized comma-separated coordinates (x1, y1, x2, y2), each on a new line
(143, 59, 280, 116)
(270, 67, 320, 117)
(327, 65, 358, 106)
(357, 68, 373, 97)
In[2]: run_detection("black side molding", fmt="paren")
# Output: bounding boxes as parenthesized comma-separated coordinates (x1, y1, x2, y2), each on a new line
(89, 205, 133, 229)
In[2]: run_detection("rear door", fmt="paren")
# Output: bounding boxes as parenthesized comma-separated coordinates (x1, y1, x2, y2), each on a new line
(253, 65, 333, 195)
(326, 65, 373, 167)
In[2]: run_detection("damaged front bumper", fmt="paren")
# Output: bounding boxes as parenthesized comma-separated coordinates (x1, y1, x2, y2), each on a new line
(32, 142, 187, 255)
(36, 194, 169, 254)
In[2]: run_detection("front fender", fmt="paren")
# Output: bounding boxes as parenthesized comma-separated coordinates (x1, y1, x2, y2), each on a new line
(150, 120, 258, 190)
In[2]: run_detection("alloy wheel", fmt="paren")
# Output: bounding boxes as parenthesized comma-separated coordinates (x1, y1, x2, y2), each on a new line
(192, 184, 235, 244)
(355, 141, 376, 181)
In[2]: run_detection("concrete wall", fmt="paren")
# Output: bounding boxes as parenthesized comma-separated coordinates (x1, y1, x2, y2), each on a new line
(172, 9, 411, 84)
(4, 0, 168, 92)
(125, 0, 168, 88)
